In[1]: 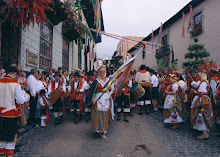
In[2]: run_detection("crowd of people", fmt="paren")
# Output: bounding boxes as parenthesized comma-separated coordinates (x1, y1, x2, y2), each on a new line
(0, 61, 220, 156)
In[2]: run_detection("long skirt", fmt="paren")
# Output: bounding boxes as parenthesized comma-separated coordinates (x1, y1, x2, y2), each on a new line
(91, 103, 112, 134)
(163, 94, 184, 123)
(191, 95, 212, 131)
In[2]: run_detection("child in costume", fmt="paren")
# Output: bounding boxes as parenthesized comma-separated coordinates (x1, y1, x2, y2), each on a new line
(38, 89, 49, 127)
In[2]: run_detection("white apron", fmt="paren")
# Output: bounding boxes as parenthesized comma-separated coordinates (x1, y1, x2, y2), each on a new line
(96, 78, 115, 119)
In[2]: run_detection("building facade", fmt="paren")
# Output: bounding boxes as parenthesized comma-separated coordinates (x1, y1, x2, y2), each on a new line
(128, 0, 220, 70)
(0, 0, 104, 73)
(116, 36, 144, 62)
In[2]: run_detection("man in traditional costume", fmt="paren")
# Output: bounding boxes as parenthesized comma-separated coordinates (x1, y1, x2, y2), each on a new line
(115, 79, 132, 122)
(163, 74, 184, 129)
(69, 72, 89, 124)
(48, 72, 66, 125)
(0, 65, 29, 157)
(86, 65, 114, 139)
(135, 65, 151, 115)
(190, 67, 212, 139)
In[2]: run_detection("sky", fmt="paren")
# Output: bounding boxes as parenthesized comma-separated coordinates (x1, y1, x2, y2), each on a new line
(96, 0, 191, 59)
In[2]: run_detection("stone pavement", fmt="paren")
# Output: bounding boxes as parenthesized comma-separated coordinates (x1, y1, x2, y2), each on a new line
(14, 109, 220, 157)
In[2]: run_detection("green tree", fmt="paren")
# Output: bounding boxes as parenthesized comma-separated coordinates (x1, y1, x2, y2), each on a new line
(182, 38, 210, 69)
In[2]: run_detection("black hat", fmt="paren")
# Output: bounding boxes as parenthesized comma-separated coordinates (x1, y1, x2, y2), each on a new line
(54, 72, 61, 77)
(130, 71, 134, 75)
(210, 68, 218, 74)
(145, 66, 150, 71)
(40, 89, 46, 95)
(74, 72, 80, 77)
(87, 71, 94, 76)
(189, 68, 197, 74)
(140, 65, 145, 70)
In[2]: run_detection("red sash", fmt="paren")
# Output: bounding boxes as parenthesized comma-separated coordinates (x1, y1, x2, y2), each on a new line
(40, 97, 50, 122)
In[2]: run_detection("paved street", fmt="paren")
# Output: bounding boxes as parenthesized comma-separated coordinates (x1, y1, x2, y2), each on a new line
(14, 109, 220, 157)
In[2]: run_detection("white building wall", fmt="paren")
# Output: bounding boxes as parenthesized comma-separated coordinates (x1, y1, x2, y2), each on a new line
(52, 23, 63, 69)
(20, 11, 98, 73)
(131, 0, 220, 70)
(20, 24, 40, 72)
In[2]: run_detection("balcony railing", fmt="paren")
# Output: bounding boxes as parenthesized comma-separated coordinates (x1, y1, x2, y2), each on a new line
(190, 23, 202, 37)
(155, 45, 170, 59)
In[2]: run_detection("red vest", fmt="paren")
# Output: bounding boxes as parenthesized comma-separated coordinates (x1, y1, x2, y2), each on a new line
(164, 75, 170, 91)
(70, 81, 84, 100)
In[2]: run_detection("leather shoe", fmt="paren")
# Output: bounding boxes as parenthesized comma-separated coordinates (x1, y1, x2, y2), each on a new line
(14, 147, 20, 153)
(15, 143, 23, 148)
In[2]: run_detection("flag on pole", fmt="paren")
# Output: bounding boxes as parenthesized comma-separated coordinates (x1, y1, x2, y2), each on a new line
(113, 60, 134, 97)
(187, 5, 193, 33)
(182, 12, 185, 37)
(102, 48, 143, 92)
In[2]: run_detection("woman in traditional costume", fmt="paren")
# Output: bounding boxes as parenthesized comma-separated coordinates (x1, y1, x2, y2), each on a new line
(163, 74, 184, 129)
(191, 67, 212, 139)
(86, 65, 114, 139)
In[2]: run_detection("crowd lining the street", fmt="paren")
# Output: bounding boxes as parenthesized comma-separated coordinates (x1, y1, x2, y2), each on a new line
(0, 60, 220, 157)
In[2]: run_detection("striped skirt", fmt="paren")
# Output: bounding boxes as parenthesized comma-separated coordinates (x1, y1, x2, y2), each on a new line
(91, 103, 112, 134)
(191, 95, 212, 130)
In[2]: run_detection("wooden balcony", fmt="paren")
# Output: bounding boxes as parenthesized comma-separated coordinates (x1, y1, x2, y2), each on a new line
(155, 45, 170, 59)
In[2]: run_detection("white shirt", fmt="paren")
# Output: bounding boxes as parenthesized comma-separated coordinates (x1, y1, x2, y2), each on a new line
(191, 80, 201, 89)
(15, 84, 26, 105)
(198, 82, 208, 94)
(21, 90, 30, 103)
(179, 81, 187, 91)
(48, 81, 66, 95)
(26, 74, 39, 97)
(68, 80, 89, 93)
(51, 73, 55, 81)
(36, 80, 45, 93)
(150, 75, 159, 87)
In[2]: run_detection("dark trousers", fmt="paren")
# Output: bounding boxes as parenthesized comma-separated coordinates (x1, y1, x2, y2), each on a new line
(28, 95, 38, 124)
(0, 117, 18, 142)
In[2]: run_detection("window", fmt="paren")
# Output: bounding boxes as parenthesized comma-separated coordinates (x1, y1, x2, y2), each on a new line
(193, 12, 203, 35)
(78, 41, 82, 69)
(119, 47, 121, 55)
(142, 51, 146, 59)
(162, 35, 168, 46)
(39, 22, 52, 69)
(62, 38, 69, 72)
